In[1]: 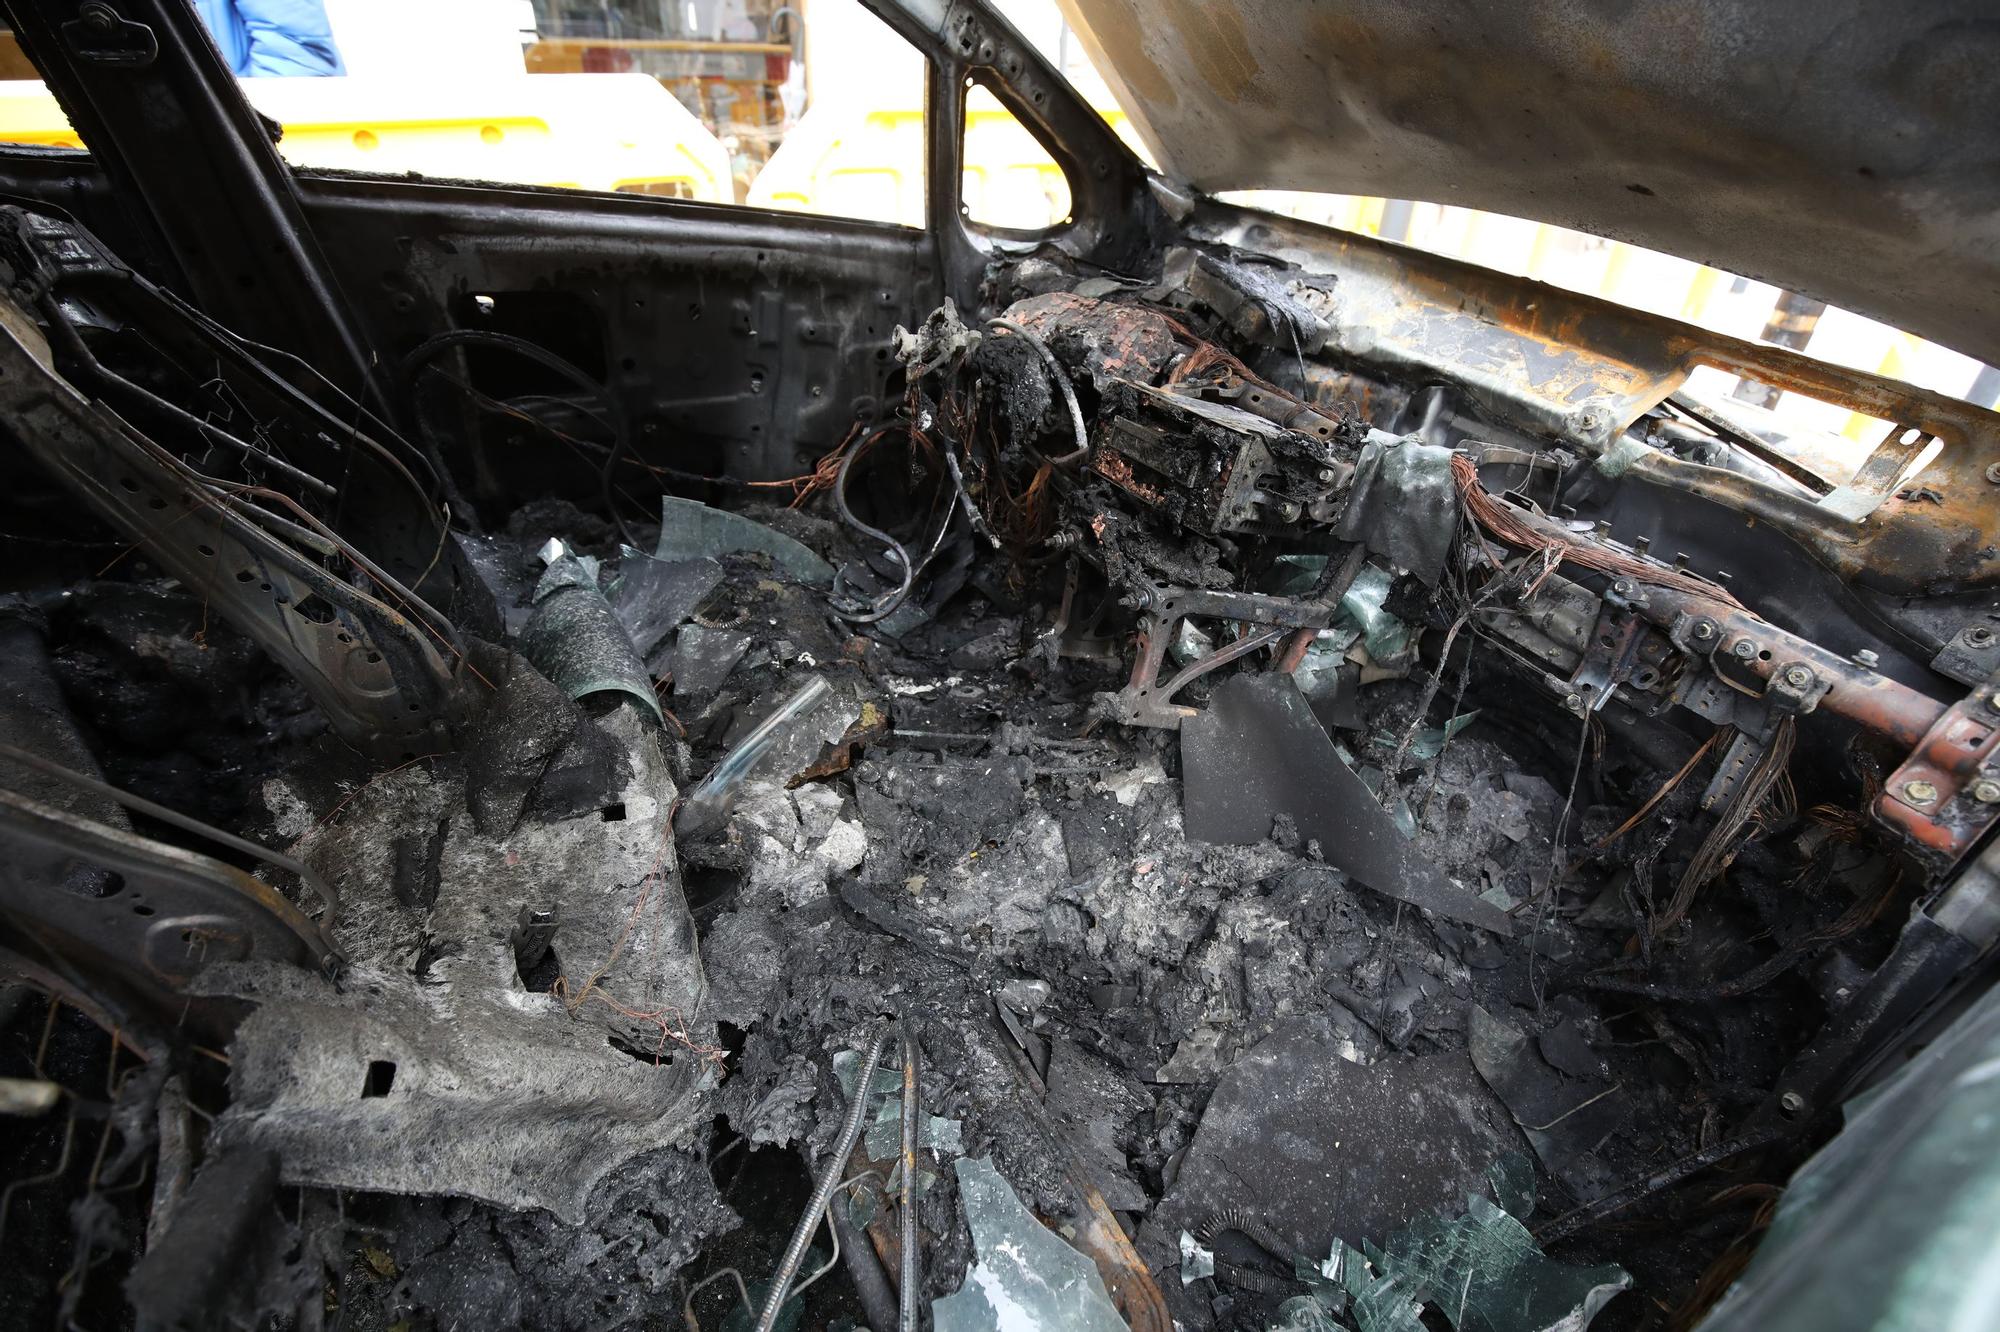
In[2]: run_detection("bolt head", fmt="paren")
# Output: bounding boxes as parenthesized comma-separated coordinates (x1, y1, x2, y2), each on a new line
(1965, 625, 1997, 649)
(1691, 619, 1716, 641)
(1778, 1090, 1806, 1117)
(1852, 649, 1880, 669)
(1903, 779, 1941, 807)
(1986, 461, 2000, 485)
(1731, 639, 1757, 660)
(1782, 664, 1814, 688)
(1972, 779, 2000, 805)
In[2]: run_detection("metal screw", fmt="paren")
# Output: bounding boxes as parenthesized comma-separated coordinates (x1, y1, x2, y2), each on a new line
(1972, 779, 2000, 805)
(1852, 649, 1880, 669)
(1778, 1090, 1806, 1117)
(1986, 462, 2000, 485)
(1563, 693, 1584, 714)
(1611, 580, 1633, 597)
(1690, 619, 1717, 642)
(1731, 639, 1757, 660)
(1781, 664, 1815, 689)
(1903, 779, 1940, 807)
(1964, 625, 1997, 649)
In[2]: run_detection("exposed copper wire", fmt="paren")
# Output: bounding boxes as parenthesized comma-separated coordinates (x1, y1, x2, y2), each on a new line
(1451, 453, 1745, 608)
(1655, 716, 1797, 933)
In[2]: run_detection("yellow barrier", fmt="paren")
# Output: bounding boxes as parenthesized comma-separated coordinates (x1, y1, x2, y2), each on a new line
(748, 87, 1145, 230)
(0, 74, 732, 201)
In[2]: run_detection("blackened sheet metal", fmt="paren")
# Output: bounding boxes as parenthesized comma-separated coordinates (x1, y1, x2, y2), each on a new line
(518, 544, 664, 725)
(1181, 674, 1512, 933)
(1469, 1006, 1627, 1203)
(1333, 435, 1461, 585)
(459, 645, 629, 835)
(1144, 1019, 1525, 1292)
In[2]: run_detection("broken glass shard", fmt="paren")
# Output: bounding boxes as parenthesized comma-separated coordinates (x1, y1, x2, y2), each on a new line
(1486, 1153, 1538, 1219)
(1179, 1229, 1215, 1285)
(1333, 434, 1462, 585)
(930, 1156, 1126, 1332)
(1284, 1197, 1626, 1332)
(1334, 1238, 1427, 1332)
(840, 1044, 963, 1162)
(1373, 1194, 1628, 1332)
(656, 496, 832, 585)
(1340, 563, 1415, 665)
(605, 551, 721, 660)
(1169, 618, 1216, 666)
(670, 623, 752, 700)
(1268, 1294, 1348, 1331)
(1379, 710, 1480, 764)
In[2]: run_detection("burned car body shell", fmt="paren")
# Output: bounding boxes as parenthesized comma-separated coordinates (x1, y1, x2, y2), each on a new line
(1, 0, 1997, 1329)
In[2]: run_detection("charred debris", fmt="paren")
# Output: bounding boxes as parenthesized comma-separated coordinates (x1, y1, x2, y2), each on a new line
(2, 204, 1998, 1332)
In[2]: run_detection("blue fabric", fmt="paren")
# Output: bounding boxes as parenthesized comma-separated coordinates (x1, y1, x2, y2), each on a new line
(193, 0, 346, 77)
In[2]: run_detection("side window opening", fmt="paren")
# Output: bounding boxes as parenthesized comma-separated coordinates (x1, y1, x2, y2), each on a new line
(0, 1, 932, 225)
(0, 26, 88, 153)
(959, 74, 1072, 233)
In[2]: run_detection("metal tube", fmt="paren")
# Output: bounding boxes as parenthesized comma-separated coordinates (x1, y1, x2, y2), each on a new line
(899, 1029, 922, 1331)
(754, 1025, 891, 1332)
(675, 676, 831, 836)
(828, 1185, 899, 1332)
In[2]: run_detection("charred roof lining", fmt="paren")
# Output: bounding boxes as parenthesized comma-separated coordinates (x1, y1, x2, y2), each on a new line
(1053, 0, 2000, 367)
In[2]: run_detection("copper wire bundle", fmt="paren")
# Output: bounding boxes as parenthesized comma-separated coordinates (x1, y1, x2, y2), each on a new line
(1451, 453, 1745, 609)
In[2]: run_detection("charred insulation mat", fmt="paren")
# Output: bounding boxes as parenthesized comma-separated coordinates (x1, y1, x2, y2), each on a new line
(209, 698, 710, 1223)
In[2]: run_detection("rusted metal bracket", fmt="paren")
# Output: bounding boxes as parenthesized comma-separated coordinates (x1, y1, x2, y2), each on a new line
(1566, 583, 1653, 715)
(1699, 731, 1769, 812)
(1877, 672, 2000, 864)
(1932, 620, 2000, 688)
(1820, 425, 1937, 522)
(1099, 584, 1339, 729)
(1645, 588, 1936, 748)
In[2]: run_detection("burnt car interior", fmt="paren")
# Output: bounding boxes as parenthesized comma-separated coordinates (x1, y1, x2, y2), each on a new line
(3, 1, 1999, 1330)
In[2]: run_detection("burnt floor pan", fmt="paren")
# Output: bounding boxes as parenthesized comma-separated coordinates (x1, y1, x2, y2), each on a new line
(2, 193, 1999, 1332)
